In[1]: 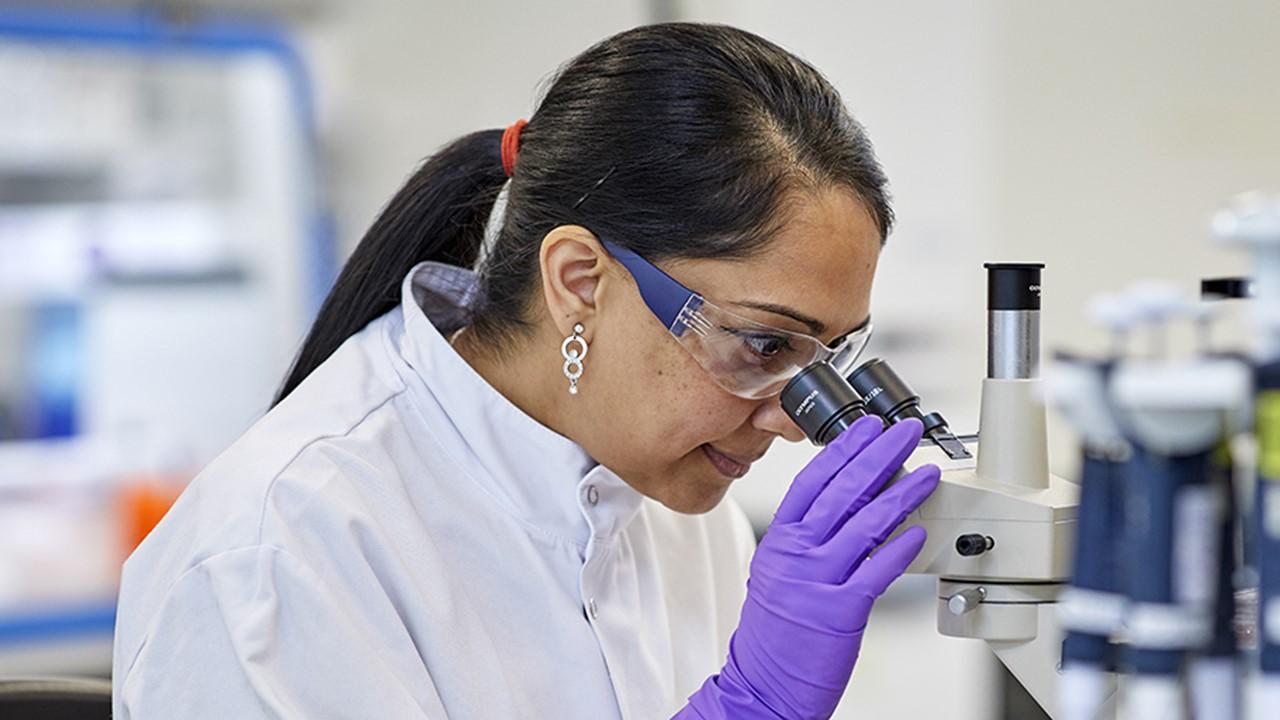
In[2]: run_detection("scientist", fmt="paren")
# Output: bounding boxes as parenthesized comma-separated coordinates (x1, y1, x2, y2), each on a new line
(112, 22, 940, 719)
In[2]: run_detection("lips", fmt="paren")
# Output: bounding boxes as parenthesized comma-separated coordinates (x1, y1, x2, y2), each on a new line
(701, 444, 756, 479)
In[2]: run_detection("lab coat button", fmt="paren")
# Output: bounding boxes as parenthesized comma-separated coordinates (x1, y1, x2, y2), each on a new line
(586, 485, 599, 506)
(588, 597, 599, 619)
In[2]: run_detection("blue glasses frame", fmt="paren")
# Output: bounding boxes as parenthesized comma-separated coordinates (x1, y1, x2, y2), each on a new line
(601, 240, 873, 399)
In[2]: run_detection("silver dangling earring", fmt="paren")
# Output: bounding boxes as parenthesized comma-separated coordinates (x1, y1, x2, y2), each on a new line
(561, 323, 588, 395)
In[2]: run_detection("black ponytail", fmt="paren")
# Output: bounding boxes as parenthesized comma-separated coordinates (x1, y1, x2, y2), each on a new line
(273, 130, 506, 405)
(276, 23, 894, 406)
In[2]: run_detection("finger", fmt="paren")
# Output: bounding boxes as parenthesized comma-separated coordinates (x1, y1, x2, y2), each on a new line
(827, 463, 940, 569)
(847, 525, 928, 597)
(772, 415, 883, 525)
(802, 418, 925, 540)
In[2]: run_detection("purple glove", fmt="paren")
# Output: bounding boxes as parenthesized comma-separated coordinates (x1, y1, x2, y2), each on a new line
(678, 416, 940, 720)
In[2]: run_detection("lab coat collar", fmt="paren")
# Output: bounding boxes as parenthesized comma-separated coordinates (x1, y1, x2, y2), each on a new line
(396, 262, 644, 550)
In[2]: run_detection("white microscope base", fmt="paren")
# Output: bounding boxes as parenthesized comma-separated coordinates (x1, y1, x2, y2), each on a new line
(987, 600, 1068, 719)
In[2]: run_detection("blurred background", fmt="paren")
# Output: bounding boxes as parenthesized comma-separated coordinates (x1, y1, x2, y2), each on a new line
(0, 1, 1276, 717)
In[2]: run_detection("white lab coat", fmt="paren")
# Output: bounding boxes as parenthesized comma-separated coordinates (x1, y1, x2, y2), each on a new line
(111, 261, 758, 719)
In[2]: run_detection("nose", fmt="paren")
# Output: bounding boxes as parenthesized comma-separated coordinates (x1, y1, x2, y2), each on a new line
(751, 396, 807, 443)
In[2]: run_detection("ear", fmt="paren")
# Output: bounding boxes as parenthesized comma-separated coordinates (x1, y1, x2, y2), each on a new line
(538, 226, 610, 339)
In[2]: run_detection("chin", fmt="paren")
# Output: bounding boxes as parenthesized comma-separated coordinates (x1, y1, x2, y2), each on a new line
(620, 452, 737, 515)
(655, 471, 733, 515)
(657, 493, 726, 515)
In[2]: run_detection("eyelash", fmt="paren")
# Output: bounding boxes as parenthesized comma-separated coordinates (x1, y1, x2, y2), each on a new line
(723, 327, 795, 357)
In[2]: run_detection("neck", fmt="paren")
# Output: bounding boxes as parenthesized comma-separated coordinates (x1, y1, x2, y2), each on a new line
(450, 324, 572, 441)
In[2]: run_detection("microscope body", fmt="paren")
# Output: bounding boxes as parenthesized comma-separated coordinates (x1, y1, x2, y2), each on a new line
(901, 446, 1075, 583)
(899, 376, 1079, 720)
(898, 263, 1080, 718)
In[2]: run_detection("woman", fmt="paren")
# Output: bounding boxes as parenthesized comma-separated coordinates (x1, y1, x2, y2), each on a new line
(112, 23, 940, 719)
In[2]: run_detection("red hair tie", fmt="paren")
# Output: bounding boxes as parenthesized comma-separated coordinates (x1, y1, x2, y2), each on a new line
(500, 119, 528, 177)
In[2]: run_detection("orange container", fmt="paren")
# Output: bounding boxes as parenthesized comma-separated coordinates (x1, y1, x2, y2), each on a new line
(116, 472, 189, 556)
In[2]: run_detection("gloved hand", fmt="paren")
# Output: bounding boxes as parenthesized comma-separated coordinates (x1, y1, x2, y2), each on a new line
(677, 416, 940, 720)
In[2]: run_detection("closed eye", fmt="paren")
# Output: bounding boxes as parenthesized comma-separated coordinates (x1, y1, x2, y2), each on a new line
(722, 327, 795, 358)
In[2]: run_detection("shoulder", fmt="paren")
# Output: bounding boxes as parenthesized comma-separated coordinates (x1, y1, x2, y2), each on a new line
(161, 329, 411, 547)
(113, 543, 442, 719)
(118, 313, 424, 624)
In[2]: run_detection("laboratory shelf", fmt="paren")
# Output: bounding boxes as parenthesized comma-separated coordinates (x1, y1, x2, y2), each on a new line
(0, 600, 115, 646)
(0, 600, 115, 677)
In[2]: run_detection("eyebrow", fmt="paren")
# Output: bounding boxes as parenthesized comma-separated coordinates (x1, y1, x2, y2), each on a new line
(730, 301, 826, 334)
(730, 301, 872, 341)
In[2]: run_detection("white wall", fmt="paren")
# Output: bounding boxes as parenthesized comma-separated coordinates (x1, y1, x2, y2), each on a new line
(989, 0, 1277, 368)
(306, 1, 651, 253)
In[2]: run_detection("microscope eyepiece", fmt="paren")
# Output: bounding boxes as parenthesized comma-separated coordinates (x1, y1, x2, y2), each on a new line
(847, 358, 973, 460)
(846, 358, 931, 429)
(984, 262, 1044, 311)
(984, 263, 1043, 379)
(780, 363, 868, 446)
(781, 358, 972, 458)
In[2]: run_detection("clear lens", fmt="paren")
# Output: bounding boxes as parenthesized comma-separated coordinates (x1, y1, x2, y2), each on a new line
(828, 325, 873, 374)
(673, 299, 872, 400)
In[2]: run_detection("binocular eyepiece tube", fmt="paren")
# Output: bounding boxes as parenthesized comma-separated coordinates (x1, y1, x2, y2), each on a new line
(781, 357, 971, 459)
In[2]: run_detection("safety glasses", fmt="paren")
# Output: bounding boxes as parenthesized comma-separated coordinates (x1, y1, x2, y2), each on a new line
(603, 240, 873, 400)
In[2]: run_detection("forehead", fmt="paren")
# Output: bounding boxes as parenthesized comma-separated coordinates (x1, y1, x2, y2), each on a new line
(667, 186, 882, 339)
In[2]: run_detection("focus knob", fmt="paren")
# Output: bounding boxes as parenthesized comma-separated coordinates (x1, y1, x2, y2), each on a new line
(947, 587, 987, 616)
(955, 534, 994, 557)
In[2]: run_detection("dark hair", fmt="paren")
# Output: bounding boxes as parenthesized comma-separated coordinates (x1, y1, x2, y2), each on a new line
(274, 22, 892, 406)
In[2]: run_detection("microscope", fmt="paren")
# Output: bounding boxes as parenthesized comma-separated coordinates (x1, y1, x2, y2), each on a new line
(781, 263, 1081, 719)
(780, 195, 1280, 720)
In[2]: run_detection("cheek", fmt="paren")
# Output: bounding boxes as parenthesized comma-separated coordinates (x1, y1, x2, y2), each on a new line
(598, 327, 747, 460)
